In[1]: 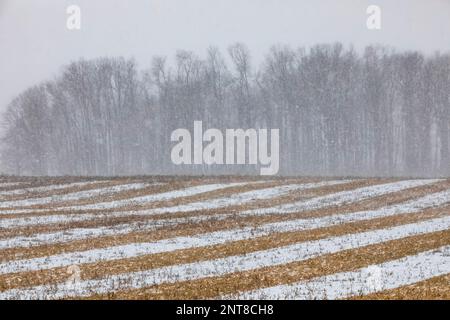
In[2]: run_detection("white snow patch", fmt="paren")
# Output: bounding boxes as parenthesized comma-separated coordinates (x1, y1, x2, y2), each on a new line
(0, 182, 26, 189)
(0, 181, 253, 215)
(0, 180, 352, 227)
(227, 246, 450, 300)
(30, 182, 249, 211)
(242, 179, 441, 216)
(0, 213, 232, 250)
(0, 181, 107, 198)
(143, 180, 353, 214)
(0, 216, 449, 299)
(0, 183, 158, 209)
(1, 189, 449, 273)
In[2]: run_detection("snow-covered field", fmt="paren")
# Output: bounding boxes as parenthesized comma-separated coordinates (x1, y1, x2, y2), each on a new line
(0, 176, 448, 300)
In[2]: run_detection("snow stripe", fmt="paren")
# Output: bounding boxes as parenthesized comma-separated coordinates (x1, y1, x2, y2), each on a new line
(0, 181, 107, 198)
(16, 182, 249, 212)
(0, 182, 26, 189)
(140, 180, 353, 215)
(0, 181, 254, 215)
(1, 184, 448, 249)
(1, 188, 449, 273)
(0, 183, 160, 209)
(1, 216, 448, 299)
(0, 213, 233, 250)
(228, 246, 450, 300)
(68, 182, 264, 211)
(0, 180, 352, 227)
(242, 179, 441, 216)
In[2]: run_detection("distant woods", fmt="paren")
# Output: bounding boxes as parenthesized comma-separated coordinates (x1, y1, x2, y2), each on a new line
(2, 43, 450, 176)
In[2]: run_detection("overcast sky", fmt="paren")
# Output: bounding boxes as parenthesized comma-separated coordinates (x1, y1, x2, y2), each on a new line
(1, 0, 450, 119)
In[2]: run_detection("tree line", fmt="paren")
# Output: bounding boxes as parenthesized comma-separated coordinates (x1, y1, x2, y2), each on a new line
(2, 43, 449, 176)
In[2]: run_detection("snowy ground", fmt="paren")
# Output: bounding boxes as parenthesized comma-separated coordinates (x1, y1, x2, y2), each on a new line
(0, 176, 448, 300)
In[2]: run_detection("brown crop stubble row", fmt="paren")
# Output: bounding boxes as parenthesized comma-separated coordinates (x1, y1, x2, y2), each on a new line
(0, 180, 132, 203)
(0, 178, 421, 238)
(0, 179, 190, 212)
(87, 230, 450, 300)
(1, 179, 448, 263)
(0, 178, 371, 237)
(0, 178, 299, 216)
(351, 274, 450, 300)
(0, 179, 443, 260)
(1, 207, 448, 293)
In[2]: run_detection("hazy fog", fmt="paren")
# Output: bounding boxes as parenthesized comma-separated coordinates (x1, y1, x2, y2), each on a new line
(1, 0, 450, 120)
